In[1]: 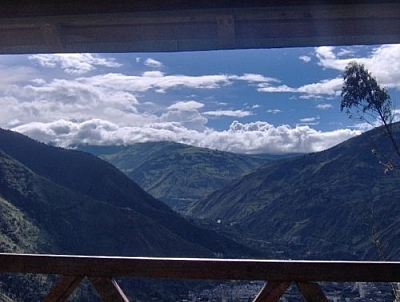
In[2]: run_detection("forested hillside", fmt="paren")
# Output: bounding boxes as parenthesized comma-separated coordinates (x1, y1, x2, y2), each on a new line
(0, 129, 255, 301)
(187, 124, 400, 260)
(81, 141, 288, 211)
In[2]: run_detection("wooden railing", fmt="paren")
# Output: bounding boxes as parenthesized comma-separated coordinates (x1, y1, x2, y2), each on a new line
(0, 253, 400, 301)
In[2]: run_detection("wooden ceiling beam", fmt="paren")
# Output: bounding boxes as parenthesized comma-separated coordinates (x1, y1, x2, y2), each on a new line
(0, 2, 400, 54)
(40, 23, 65, 53)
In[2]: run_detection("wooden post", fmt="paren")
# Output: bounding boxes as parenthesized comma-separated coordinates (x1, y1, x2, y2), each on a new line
(41, 23, 65, 52)
(253, 281, 291, 302)
(296, 282, 328, 302)
(217, 14, 236, 48)
(44, 275, 84, 302)
(89, 277, 129, 302)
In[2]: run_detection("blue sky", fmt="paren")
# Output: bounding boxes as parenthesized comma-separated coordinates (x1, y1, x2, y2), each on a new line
(1, 44, 400, 154)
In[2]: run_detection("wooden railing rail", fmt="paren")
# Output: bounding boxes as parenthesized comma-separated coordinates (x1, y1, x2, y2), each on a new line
(1, 253, 400, 301)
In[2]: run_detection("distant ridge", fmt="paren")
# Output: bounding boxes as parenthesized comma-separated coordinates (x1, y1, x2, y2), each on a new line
(0, 128, 257, 300)
(81, 141, 293, 210)
(0, 128, 254, 258)
(187, 124, 400, 260)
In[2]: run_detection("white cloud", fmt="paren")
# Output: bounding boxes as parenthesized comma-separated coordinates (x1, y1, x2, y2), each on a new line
(12, 118, 360, 154)
(258, 78, 342, 96)
(29, 54, 122, 75)
(205, 121, 360, 154)
(203, 110, 252, 118)
(316, 103, 333, 110)
(168, 101, 204, 111)
(367, 45, 400, 89)
(299, 117, 319, 123)
(235, 73, 279, 83)
(0, 65, 37, 88)
(337, 48, 356, 57)
(267, 109, 282, 114)
(298, 116, 320, 126)
(258, 84, 293, 93)
(315, 46, 356, 70)
(315, 44, 400, 90)
(0, 69, 236, 136)
(255, 44, 400, 98)
(162, 101, 207, 131)
(77, 72, 232, 93)
(299, 55, 311, 63)
(0, 77, 145, 129)
(142, 71, 164, 77)
(2, 48, 387, 155)
(297, 78, 342, 95)
(144, 58, 163, 68)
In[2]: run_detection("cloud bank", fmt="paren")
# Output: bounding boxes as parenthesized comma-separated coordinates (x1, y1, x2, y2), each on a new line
(2, 46, 398, 154)
(13, 118, 360, 154)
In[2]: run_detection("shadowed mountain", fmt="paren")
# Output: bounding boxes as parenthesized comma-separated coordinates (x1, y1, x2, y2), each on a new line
(0, 128, 255, 258)
(187, 124, 400, 260)
(79, 142, 292, 211)
(0, 129, 258, 300)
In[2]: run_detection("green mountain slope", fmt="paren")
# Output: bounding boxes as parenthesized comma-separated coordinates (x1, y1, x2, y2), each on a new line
(80, 141, 274, 210)
(0, 129, 257, 301)
(0, 130, 253, 256)
(187, 125, 400, 260)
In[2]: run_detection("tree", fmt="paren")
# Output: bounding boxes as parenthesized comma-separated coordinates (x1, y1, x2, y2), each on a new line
(341, 61, 400, 301)
(341, 61, 400, 158)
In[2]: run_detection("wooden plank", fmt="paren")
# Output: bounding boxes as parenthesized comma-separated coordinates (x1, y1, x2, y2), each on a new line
(1, 2, 400, 53)
(296, 282, 328, 302)
(2, 1, 396, 18)
(217, 14, 236, 48)
(44, 275, 84, 302)
(253, 281, 291, 302)
(0, 253, 400, 283)
(89, 277, 129, 302)
(41, 23, 64, 52)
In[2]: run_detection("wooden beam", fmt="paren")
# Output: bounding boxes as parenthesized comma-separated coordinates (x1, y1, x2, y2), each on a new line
(296, 282, 328, 302)
(1, 2, 400, 53)
(217, 14, 236, 49)
(253, 281, 291, 302)
(44, 275, 84, 302)
(1, 254, 400, 283)
(2, 1, 400, 18)
(89, 277, 129, 302)
(41, 23, 64, 52)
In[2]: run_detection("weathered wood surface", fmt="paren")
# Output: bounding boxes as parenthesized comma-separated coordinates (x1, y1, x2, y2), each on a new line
(253, 281, 291, 302)
(44, 275, 83, 302)
(1, 1, 400, 53)
(1, 253, 400, 282)
(253, 281, 328, 302)
(296, 282, 328, 302)
(88, 277, 129, 302)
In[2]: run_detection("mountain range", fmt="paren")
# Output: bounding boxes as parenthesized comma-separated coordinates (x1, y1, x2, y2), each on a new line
(187, 124, 400, 260)
(2, 124, 400, 300)
(79, 127, 400, 261)
(79, 142, 294, 211)
(0, 129, 255, 301)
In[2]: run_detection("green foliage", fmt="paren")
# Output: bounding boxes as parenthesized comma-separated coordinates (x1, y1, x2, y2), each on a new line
(0, 197, 43, 253)
(92, 141, 272, 211)
(340, 62, 392, 123)
(0, 128, 252, 258)
(188, 125, 400, 260)
(0, 129, 256, 301)
(341, 61, 400, 164)
(341, 61, 392, 125)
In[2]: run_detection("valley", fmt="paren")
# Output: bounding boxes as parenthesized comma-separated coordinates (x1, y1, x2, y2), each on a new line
(0, 124, 399, 300)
